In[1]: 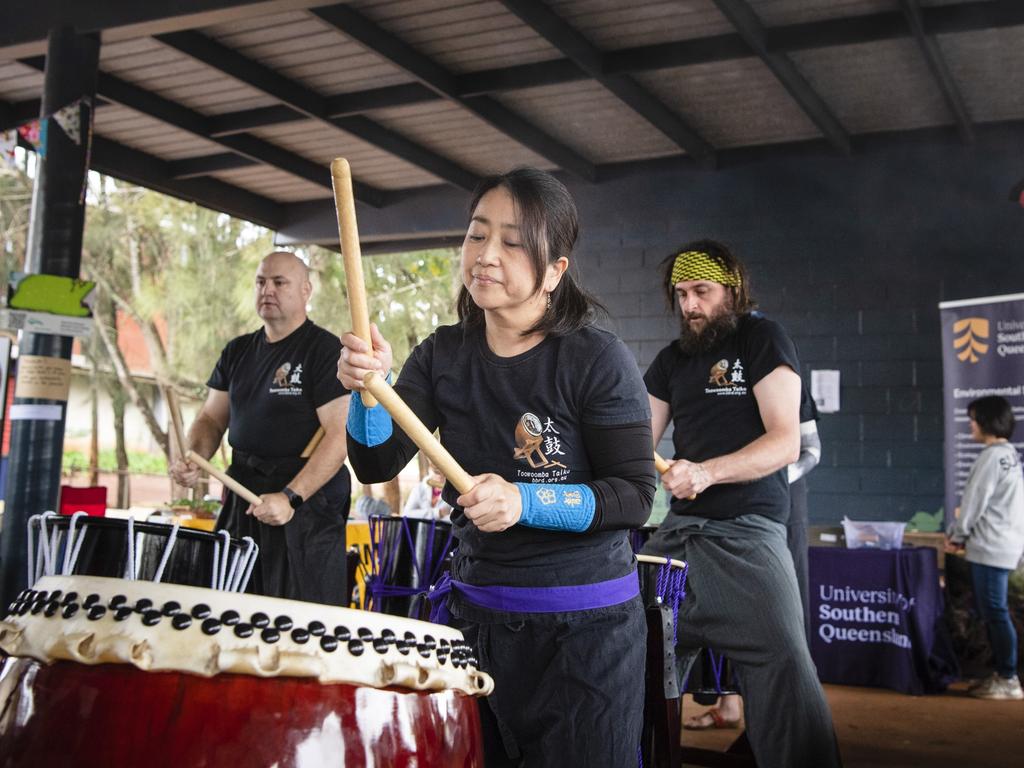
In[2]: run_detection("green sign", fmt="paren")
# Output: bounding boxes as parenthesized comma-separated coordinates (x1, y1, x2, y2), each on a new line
(8, 273, 95, 317)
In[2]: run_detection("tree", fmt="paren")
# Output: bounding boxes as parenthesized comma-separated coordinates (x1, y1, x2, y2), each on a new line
(304, 245, 460, 370)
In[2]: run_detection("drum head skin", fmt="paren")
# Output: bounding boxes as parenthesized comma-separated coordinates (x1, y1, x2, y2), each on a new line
(0, 576, 492, 696)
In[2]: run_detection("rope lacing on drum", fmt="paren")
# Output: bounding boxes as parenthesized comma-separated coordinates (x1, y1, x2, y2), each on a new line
(709, 648, 727, 694)
(654, 559, 689, 645)
(26, 511, 58, 584)
(230, 537, 259, 593)
(365, 514, 454, 612)
(123, 517, 138, 580)
(151, 521, 180, 583)
(61, 511, 90, 576)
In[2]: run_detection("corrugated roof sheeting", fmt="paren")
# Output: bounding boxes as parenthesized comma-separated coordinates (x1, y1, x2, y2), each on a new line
(546, 0, 736, 49)
(634, 58, 822, 149)
(790, 39, 952, 135)
(369, 99, 554, 175)
(94, 104, 223, 159)
(350, 0, 559, 74)
(250, 118, 443, 189)
(497, 80, 681, 163)
(202, 10, 412, 96)
(212, 163, 328, 201)
(939, 27, 1024, 124)
(100, 36, 278, 117)
(0, 61, 43, 103)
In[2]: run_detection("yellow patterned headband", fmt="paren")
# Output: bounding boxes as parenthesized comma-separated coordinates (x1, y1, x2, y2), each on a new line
(670, 250, 741, 288)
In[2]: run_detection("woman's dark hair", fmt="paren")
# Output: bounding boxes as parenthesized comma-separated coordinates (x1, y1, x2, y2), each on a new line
(968, 395, 1016, 439)
(456, 167, 603, 336)
(658, 239, 756, 314)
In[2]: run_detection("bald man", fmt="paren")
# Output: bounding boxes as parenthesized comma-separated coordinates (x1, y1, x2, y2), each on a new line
(171, 251, 352, 604)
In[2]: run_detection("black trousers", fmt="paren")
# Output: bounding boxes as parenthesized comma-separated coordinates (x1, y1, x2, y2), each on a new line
(456, 597, 647, 768)
(219, 458, 349, 605)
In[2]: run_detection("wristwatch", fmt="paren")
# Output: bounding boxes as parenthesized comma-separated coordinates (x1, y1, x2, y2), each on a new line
(282, 486, 304, 510)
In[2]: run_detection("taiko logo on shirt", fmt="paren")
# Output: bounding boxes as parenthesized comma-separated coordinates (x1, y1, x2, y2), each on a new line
(512, 412, 567, 471)
(705, 358, 747, 396)
(269, 361, 304, 396)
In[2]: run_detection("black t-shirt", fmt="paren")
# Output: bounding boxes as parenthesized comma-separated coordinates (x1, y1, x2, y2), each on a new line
(208, 319, 349, 459)
(397, 322, 651, 589)
(644, 313, 800, 522)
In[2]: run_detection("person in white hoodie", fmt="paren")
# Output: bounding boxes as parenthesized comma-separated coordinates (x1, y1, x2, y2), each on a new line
(946, 395, 1024, 701)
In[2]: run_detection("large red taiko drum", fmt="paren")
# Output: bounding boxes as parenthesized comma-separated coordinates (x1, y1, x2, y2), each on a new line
(0, 575, 492, 768)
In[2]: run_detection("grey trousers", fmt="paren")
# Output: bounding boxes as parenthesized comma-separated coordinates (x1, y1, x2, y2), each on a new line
(642, 514, 842, 768)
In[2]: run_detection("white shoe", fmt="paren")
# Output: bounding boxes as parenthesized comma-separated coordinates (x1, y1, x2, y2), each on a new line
(970, 674, 1024, 700)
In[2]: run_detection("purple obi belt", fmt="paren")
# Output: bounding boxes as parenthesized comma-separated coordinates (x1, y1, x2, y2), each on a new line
(426, 570, 639, 624)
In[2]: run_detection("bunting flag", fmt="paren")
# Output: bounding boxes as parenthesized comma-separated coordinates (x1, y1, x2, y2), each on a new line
(17, 118, 47, 159)
(0, 129, 16, 168)
(7, 96, 94, 203)
(51, 98, 82, 144)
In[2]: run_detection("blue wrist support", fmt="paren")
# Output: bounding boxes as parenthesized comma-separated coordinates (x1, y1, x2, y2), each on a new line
(515, 483, 595, 532)
(347, 375, 393, 447)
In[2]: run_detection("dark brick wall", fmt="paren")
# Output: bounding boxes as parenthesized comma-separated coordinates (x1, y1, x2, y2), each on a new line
(569, 126, 1024, 524)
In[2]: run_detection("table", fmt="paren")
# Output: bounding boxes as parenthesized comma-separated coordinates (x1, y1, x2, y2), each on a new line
(808, 546, 959, 694)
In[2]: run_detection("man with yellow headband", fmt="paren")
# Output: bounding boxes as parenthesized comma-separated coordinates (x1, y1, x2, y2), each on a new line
(641, 240, 841, 768)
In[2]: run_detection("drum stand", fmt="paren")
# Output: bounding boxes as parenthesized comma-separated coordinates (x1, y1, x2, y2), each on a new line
(641, 602, 681, 767)
(642, 606, 757, 768)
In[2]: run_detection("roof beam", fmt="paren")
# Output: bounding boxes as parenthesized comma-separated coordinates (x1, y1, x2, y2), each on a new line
(18, 56, 387, 207)
(155, 30, 479, 191)
(312, 3, 597, 182)
(207, 83, 438, 136)
(91, 135, 284, 229)
(899, 0, 974, 145)
(167, 152, 258, 179)
(498, 0, 715, 166)
(711, 0, 851, 154)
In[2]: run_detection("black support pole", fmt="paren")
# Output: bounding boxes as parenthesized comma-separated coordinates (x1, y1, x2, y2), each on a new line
(0, 27, 99, 608)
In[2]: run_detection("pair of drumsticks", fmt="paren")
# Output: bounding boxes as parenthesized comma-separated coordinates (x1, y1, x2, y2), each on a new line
(165, 393, 325, 508)
(328, 159, 696, 501)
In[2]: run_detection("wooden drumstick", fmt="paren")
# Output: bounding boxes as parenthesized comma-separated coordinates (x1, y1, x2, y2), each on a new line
(185, 450, 262, 506)
(362, 372, 474, 494)
(330, 157, 377, 407)
(167, 388, 187, 459)
(654, 450, 697, 501)
(653, 451, 671, 476)
(300, 426, 325, 458)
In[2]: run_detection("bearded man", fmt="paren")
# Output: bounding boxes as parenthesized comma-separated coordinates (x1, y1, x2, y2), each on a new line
(641, 240, 842, 768)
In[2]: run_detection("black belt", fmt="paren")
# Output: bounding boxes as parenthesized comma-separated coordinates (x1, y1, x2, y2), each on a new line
(231, 449, 306, 479)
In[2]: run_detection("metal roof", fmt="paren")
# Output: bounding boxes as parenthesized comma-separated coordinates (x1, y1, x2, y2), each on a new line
(1, 0, 1021, 235)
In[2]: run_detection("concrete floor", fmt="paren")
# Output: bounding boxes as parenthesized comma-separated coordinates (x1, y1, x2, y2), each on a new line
(680, 683, 1024, 767)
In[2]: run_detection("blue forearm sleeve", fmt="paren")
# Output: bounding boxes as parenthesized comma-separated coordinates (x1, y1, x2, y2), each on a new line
(347, 382, 393, 447)
(515, 483, 596, 532)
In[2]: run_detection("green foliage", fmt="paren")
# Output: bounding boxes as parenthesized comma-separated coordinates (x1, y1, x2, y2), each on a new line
(62, 449, 226, 475)
(0, 155, 34, 296)
(63, 449, 168, 475)
(303, 245, 460, 368)
(83, 177, 273, 387)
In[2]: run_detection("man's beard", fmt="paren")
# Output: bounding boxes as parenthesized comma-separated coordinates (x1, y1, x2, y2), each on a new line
(676, 306, 740, 355)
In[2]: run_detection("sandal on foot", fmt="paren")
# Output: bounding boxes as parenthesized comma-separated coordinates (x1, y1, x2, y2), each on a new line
(683, 708, 740, 731)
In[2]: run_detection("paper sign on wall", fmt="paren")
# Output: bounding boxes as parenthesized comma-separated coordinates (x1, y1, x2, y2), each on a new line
(14, 355, 72, 401)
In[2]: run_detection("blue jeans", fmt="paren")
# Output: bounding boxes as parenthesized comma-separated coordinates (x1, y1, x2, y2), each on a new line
(970, 562, 1019, 678)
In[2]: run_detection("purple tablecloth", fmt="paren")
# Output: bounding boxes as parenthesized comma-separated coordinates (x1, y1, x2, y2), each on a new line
(809, 546, 959, 694)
